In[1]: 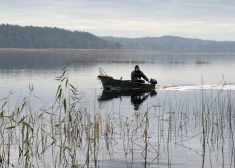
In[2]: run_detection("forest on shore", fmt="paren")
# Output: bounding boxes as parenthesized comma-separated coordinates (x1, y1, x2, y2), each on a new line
(1, 24, 235, 52)
(103, 36, 235, 53)
(0, 24, 122, 49)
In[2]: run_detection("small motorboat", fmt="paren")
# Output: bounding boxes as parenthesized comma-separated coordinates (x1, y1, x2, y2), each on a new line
(98, 75, 156, 90)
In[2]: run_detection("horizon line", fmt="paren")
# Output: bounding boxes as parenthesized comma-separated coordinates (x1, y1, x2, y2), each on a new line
(1, 23, 235, 43)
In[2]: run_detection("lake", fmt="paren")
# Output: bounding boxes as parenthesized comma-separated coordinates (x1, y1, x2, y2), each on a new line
(0, 51, 235, 168)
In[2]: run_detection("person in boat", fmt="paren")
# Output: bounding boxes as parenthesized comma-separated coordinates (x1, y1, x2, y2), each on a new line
(131, 65, 149, 83)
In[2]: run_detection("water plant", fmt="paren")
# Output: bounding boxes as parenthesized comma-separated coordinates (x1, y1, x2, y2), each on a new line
(0, 64, 235, 168)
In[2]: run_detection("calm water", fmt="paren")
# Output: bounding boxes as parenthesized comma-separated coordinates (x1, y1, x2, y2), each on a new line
(1, 51, 235, 167)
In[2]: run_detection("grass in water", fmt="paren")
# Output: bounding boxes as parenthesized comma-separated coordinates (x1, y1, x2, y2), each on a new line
(0, 64, 234, 168)
(71, 59, 147, 64)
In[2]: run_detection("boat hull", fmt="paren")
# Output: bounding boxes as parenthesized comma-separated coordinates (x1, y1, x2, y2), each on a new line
(98, 76, 155, 90)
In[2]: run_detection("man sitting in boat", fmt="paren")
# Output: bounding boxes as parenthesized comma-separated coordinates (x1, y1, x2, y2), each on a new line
(131, 65, 149, 83)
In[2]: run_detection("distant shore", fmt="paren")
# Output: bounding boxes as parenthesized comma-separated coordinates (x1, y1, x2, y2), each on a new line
(0, 48, 234, 55)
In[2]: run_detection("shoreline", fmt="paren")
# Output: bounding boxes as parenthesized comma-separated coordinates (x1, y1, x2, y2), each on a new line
(0, 48, 234, 55)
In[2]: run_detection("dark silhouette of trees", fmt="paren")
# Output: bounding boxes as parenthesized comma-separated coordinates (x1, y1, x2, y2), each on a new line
(2, 24, 233, 52)
(103, 36, 235, 52)
(0, 24, 121, 49)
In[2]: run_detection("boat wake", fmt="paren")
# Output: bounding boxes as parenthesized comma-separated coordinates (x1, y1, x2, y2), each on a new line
(157, 84, 235, 91)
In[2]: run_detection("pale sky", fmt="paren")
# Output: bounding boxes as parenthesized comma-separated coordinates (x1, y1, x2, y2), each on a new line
(1, 0, 235, 41)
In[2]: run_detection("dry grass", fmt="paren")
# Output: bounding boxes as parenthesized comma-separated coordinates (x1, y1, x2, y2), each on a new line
(196, 60, 211, 64)
(0, 65, 234, 168)
(170, 61, 186, 64)
(72, 59, 147, 64)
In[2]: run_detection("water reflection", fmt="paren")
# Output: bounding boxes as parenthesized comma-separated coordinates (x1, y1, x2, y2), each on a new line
(2, 51, 235, 167)
(98, 89, 157, 110)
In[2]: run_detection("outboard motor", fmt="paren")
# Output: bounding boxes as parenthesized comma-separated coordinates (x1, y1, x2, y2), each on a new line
(150, 79, 157, 85)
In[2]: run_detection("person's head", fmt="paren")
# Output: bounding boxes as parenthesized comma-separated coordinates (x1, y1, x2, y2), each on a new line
(135, 65, 139, 71)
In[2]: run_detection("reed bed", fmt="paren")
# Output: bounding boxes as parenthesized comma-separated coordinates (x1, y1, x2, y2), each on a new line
(170, 61, 186, 64)
(196, 60, 211, 64)
(170, 60, 211, 65)
(72, 60, 148, 64)
(0, 65, 234, 168)
(72, 59, 212, 65)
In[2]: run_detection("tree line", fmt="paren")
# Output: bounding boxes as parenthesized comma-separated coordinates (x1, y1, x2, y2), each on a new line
(2, 24, 234, 52)
(103, 36, 235, 52)
(0, 24, 122, 49)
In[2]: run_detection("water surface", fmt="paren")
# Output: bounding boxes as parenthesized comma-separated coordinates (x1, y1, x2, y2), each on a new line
(0, 51, 235, 167)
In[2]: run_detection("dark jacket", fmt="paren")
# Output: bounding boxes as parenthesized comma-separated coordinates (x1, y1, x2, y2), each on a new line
(131, 70, 149, 81)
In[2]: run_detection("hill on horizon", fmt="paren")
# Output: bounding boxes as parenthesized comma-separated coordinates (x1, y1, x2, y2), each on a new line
(103, 36, 235, 53)
(1, 24, 235, 52)
(0, 24, 121, 49)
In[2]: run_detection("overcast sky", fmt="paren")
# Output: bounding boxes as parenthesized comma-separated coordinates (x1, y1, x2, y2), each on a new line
(1, 0, 235, 41)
